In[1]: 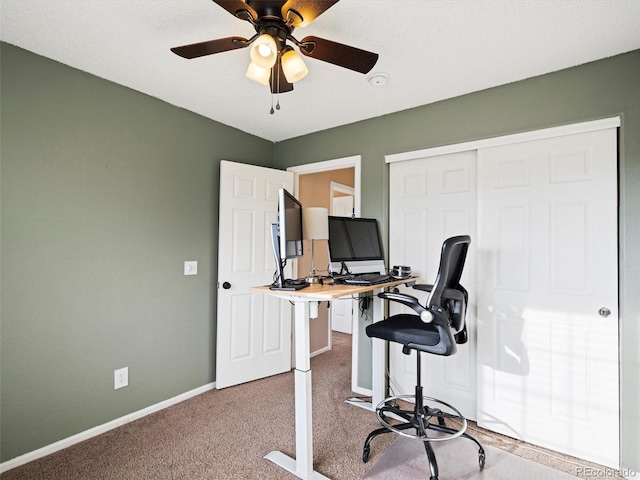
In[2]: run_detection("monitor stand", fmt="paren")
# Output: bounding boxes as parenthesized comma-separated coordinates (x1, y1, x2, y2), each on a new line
(329, 259, 386, 276)
(269, 223, 308, 291)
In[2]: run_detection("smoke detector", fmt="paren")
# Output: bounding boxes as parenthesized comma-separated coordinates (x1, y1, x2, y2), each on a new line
(368, 72, 388, 87)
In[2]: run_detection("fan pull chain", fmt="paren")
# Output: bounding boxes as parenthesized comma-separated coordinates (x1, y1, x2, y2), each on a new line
(276, 62, 280, 110)
(270, 61, 282, 114)
(270, 65, 275, 114)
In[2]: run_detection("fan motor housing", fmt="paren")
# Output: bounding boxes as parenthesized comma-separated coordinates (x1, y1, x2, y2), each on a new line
(259, 24, 290, 47)
(246, 0, 288, 21)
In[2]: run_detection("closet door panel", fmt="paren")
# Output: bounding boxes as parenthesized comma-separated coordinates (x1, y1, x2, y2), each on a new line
(389, 151, 478, 419)
(476, 128, 619, 468)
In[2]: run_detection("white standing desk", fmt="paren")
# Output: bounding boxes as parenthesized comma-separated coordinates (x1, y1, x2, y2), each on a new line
(252, 278, 416, 480)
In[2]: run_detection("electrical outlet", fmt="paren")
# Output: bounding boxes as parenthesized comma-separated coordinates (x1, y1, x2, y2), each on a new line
(114, 367, 128, 390)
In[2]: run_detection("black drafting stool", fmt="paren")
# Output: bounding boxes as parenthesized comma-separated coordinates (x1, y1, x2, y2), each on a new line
(362, 235, 485, 480)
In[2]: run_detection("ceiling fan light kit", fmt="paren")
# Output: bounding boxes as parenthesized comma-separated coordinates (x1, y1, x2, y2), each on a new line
(171, 0, 379, 112)
(281, 46, 308, 83)
(246, 61, 271, 85)
(249, 33, 278, 68)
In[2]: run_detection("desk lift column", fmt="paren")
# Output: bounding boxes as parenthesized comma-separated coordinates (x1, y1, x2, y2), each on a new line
(265, 299, 329, 480)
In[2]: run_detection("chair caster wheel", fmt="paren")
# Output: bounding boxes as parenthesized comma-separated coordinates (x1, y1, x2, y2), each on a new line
(479, 450, 486, 470)
(362, 446, 370, 463)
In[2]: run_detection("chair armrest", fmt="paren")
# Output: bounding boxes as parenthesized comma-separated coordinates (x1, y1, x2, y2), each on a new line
(378, 291, 420, 308)
(412, 283, 434, 293)
(378, 292, 433, 323)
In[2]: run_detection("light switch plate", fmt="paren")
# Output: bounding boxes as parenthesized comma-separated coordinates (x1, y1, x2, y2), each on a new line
(184, 261, 197, 275)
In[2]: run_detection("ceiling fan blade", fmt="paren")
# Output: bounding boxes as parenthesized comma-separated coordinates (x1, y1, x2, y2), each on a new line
(299, 36, 378, 74)
(212, 0, 258, 22)
(171, 37, 249, 59)
(270, 60, 294, 94)
(281, 0, 340, 27)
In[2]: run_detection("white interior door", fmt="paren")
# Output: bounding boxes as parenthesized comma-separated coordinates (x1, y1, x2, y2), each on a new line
(329, 270, 353, 334)
(476, 128, 619, 467)
(388, 150, 478, 419)
(332, 195, 354, 217)
(216, 160, 294, 389)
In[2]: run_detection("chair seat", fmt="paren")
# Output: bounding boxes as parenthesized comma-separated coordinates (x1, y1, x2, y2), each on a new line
(366, 314, 441, 350)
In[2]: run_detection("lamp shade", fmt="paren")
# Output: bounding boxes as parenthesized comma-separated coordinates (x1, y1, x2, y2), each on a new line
(281, 47, 308, 83)
(302, 207, 329, 240)
(245, 62, 271, 85)
(250, 34, 278, 69)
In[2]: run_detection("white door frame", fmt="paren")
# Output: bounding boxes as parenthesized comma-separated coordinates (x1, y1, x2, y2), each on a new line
(386, 117, 621, 164)
(290, 155, 362, 216)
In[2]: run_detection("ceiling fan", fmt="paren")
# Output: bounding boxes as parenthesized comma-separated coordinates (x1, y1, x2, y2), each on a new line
(171, 0, 379, 101)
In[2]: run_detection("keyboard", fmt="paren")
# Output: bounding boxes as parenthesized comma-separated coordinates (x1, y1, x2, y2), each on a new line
(340, 273, 393, 286)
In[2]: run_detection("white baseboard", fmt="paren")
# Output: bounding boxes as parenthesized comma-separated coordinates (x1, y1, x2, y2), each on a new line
(0, 382, 216, 474)
(311, 345, 331, 358)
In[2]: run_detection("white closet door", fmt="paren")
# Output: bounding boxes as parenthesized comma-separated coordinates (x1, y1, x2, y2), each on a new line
(389, 150, 478, 419)
(477, 128, 619, 467)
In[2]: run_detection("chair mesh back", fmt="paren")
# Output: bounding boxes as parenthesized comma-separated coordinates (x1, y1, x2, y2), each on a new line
(426, 235, 470, 333)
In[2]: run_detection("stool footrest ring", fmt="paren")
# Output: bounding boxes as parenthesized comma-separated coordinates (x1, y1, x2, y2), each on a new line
(376, 395, 468, 442)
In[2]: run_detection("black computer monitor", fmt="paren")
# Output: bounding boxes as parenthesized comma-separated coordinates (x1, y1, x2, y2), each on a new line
(327, 216, 384, 262)
(278, 188, 303, 260)
(269, 188, 306, 290)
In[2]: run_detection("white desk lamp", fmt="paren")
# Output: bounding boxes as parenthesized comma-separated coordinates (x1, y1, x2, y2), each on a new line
(302, 207, 329, 284)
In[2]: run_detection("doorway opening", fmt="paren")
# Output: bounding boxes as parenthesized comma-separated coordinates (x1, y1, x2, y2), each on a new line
(288, 156, 361, 355)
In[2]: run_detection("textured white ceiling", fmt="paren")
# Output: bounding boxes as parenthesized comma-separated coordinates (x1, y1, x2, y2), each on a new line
(2, 0, 640, 142)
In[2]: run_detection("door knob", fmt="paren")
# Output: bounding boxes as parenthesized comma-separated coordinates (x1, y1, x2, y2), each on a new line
(598, 307, 611, 317)
(222, 282, 231, 290)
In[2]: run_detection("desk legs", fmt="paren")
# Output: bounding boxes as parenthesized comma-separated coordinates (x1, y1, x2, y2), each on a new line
(371, 292, 386, 408)
(265, 301, 330, 480)
(345, 290, 387, 412)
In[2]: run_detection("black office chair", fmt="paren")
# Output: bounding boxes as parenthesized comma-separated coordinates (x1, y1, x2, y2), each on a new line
(362, 235, 485, 480)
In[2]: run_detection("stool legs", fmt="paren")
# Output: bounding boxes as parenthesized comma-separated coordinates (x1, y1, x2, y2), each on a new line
(362, 352, 486, 479)
(423, 440, 439, 480)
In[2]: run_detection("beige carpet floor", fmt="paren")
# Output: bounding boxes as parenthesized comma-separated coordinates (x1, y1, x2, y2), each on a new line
(1, 332, 622, 479)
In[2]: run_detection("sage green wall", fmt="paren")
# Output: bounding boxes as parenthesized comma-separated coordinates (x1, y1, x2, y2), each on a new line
(0, 43, 273, 462)
(2, 39, 639, 472)
(274, 49, 640, 472)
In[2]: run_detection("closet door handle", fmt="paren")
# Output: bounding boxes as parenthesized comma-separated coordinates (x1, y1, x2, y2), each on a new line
(222, 282, 231, 290)
(598, 307, 611, 317)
